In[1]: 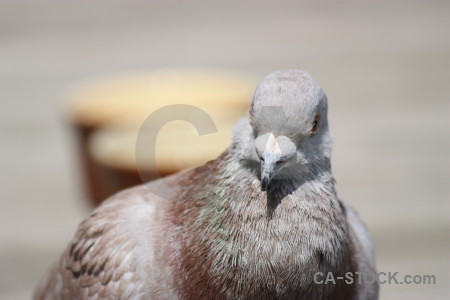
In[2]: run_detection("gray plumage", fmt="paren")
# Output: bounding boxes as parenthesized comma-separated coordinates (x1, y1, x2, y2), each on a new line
(34, 70, 378, 300)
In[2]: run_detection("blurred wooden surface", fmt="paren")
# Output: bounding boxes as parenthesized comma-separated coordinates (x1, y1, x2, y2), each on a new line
(0, 0, 449, 299)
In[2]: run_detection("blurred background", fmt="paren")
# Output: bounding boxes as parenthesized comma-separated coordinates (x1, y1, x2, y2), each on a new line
(1, 0, 449, 299)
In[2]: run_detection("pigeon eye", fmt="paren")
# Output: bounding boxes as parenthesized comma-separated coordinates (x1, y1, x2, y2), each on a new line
(311, 114, 321, 134)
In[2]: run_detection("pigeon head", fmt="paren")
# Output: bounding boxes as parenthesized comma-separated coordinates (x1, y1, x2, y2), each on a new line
(244, 70, 332, 191)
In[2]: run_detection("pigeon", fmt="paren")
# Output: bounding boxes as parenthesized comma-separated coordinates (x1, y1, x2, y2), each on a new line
(34, 70, 379, 300)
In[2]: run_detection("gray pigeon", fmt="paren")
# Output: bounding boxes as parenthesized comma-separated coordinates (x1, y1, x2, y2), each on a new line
(34, 70, 379, 300)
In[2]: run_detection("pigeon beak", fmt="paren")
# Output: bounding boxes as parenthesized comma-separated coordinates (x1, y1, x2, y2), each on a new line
(261, 172, 272, 191)
(259, 133, 281, 191)
(260, 159, 275, 191)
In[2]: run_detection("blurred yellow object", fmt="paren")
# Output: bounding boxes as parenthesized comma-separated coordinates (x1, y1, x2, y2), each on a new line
(66, 69, 256, 205)
(67, 69, 255, 127)
(89, 117, 234, 173)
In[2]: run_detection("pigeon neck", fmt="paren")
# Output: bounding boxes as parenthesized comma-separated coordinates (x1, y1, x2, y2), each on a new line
(172, 150, 350, 299)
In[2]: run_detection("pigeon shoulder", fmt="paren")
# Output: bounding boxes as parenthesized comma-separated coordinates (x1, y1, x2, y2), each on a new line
(33, 183, 179, 300)
(343, 202, 380, 300)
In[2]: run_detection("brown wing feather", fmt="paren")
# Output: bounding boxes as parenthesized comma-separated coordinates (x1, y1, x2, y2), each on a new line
(33, 186, 167, 300)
